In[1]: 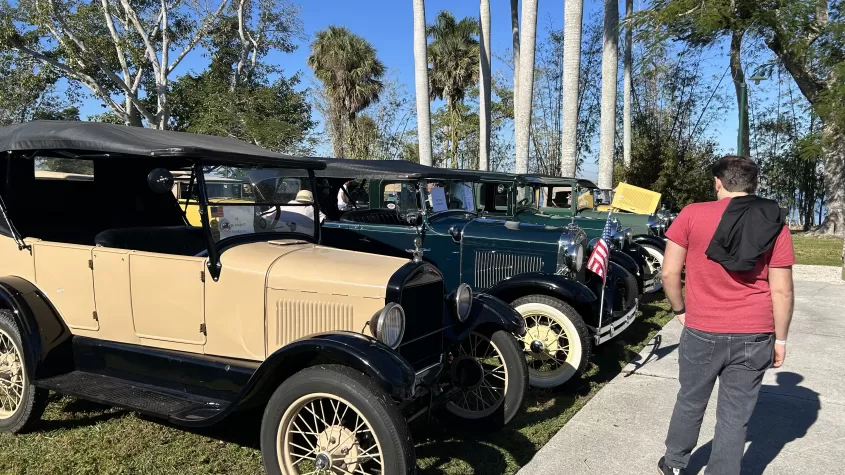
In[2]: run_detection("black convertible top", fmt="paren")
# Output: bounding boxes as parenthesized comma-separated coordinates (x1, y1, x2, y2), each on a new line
(316, 158, 481, 180)
(0, 121, 324, 169)
(521, 174, 598, 188)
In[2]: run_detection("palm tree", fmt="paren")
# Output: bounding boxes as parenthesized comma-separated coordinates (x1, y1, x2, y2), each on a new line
(598, 0, 619, 189)
(479, 0, 492, 171)
(427, 11, 480, 168)
(560, 0, 584, 177)
(514, 0, 538, 174)
(308, 26, 385, 158)
(623, 0, 633, 168)
(413, 0, 433, 166)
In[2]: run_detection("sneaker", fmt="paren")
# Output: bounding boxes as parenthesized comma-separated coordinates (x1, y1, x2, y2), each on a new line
(657, 456, 684, 475)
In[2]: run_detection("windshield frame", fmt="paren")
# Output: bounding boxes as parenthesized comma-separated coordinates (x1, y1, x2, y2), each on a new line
(192, 161, 320, 280)
(419, 179, 479, 217)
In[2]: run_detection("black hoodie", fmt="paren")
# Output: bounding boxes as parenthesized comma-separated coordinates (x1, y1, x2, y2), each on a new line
(705, 195, 787, 272)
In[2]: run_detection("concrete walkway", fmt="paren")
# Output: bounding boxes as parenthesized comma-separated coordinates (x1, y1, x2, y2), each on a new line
(518, 275, 845, 475)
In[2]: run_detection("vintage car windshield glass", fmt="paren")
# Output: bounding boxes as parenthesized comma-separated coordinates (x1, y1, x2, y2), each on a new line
(422, 181, 476, 214)
(201, 166, 320, 242)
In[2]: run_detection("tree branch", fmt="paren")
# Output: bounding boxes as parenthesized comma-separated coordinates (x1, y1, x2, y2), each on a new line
(167, 0, 228, 74)
(101, 0, 132, 81)
(119, 0, 162, 78)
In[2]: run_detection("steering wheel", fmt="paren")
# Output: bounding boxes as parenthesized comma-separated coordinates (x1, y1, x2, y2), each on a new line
(518, 197, 530, 206)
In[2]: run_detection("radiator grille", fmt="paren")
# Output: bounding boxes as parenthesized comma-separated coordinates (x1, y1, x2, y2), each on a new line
(398, 273, 445, 370)
(474, 251, 543, 290)
(276, 300, 354, 345)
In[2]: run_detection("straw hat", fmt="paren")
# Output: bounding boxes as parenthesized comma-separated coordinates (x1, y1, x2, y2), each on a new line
(294, 189, 314, 203)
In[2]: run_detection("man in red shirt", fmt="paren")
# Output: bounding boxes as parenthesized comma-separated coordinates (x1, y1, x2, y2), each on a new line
(657, 156, 795, 475)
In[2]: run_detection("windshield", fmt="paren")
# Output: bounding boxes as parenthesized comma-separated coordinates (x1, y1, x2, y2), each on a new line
(421, 181, 476, 214)
(594, 189, 613, 206)
(200, 166, 320, 242)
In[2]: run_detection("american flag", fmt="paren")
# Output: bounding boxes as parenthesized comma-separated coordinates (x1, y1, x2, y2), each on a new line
(586, 213, 613, 280)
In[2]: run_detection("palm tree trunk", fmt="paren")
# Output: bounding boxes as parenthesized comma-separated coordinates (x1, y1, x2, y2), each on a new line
(479, 0, 492, 171)
(413, 0, 433, 166)
(511, 0, 520, 118)
(560, 0, 584, 177)
(623, 0, 633, 169)
(449, 98, 459, 168)
(514, 0, 538, 175)
(598, 0, 619, 189)
(730, 29, 750, 157)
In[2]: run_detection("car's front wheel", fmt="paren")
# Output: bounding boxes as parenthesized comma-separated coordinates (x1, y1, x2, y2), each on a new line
(0, 310, 47, 434)
(640, 244, 664, 293)
(442, 330, 527, 430)
(512, 295, 592, 388)
(260, 364, 415, 475)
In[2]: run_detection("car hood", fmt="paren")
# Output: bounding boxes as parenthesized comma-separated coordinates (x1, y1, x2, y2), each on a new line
(265, 241, 405, 299)
(458, 217, 563, 249)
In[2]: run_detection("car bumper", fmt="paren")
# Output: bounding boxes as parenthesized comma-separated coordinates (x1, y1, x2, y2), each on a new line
(643, 273, 662, 293)
(590, 298, 638, 345)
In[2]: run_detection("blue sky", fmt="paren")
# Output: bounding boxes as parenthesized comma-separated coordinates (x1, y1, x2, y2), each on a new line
(75, 0, 755, 180)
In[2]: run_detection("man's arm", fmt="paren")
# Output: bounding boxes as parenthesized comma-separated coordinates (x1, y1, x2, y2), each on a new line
(662, 240, 687, 324)
(769, 266, 794, 368)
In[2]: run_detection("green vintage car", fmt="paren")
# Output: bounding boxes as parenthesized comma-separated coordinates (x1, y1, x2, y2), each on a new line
(315, 159, 640, 389)
(444, 170, 662, 294)
(520, 175, 668, 279)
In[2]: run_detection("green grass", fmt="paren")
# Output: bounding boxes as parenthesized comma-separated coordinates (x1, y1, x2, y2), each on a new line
(0, 302, 672, 475)
(791, 232, 844, 266)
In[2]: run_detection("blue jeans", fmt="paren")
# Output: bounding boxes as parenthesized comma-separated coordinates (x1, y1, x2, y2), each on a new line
(664, 327, 774, 474)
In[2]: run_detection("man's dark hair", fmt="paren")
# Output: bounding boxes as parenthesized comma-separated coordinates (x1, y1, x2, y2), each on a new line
(711, 155, 759, 193)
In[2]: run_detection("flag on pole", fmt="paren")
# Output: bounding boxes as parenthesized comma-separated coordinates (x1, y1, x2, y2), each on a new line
(587, 212, 614, 280)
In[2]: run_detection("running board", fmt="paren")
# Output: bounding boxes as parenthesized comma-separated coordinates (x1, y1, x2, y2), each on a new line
(34, 371, 230, 424)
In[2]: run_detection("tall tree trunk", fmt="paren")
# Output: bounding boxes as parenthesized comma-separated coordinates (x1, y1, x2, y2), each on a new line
(514, 0, 538, 174)
(730, 29, 749, 157)
(330, 107, 345, 158)
(412, 0, 433, 166)
(125, 95, 143, 127)
(597, 0, 619, 189)
(560, 0, 583, 177)
(479, 0, 492, 171)
(622, 0, 632, 169)
(818, 123, 845, 236)
(511, 0, 520, 119)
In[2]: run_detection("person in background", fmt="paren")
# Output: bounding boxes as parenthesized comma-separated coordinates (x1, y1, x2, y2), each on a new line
(658, 156, 795, 475)
(337, 180, 352, 211)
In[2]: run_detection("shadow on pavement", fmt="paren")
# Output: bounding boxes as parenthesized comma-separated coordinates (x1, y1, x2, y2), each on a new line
(624, 333, 679, 376)
(686, 372, 820, 474)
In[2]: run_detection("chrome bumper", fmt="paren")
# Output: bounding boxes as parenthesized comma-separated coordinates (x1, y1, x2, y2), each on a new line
(643, 273, 662, 293)
(590, 299, 638, 345)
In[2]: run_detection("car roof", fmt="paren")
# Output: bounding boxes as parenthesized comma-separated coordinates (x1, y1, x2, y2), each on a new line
(315, 158, 481, 180)
(0, 121, 324, 169)
(520, 174, 598, 188)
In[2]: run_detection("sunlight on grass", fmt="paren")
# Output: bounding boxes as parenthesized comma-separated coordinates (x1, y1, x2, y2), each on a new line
(792, 232, 843, 267)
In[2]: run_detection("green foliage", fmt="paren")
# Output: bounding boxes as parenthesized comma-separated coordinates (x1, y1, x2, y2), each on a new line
(427, 11, 480, 168)
(0, 48, 79, 125)
(308, 26, 385, 158)
(169, 71, 314, 153)
(36, 158, 93, 174)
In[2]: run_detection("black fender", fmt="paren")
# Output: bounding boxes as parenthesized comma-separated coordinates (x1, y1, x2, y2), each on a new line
(446, 293, 526, 343)
(484, 272, 597, 321)
(237, 332, 417, 409)
(0, 276, 73, 380)
(610, 249, 642, 295)
(633, 234, 666, 252)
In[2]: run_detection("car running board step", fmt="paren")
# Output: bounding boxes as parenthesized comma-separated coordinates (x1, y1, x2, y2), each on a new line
(34, 371, 230, 424)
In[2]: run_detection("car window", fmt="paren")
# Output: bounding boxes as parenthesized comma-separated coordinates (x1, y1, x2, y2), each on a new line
(380, 181, 420, 213)
(475, 183, 509, 215)
(422, 181, 476, 213)
(203, 166, 321, 242)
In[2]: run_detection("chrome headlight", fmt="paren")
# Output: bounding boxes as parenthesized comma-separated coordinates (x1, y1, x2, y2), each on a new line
(647, 215, 665, 236)
(455, 283, 472, 322)
(612, 230, 626, 250)
(370, 303, 405, 348)
(557, 230, 586, 274)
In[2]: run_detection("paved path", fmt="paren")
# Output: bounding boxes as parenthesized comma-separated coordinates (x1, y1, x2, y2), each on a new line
(517, 275, 845, 475)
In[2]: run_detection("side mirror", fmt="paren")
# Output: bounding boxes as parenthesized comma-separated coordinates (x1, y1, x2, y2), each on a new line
(406, 212, 423, 227)
(147, 168, 174, 194)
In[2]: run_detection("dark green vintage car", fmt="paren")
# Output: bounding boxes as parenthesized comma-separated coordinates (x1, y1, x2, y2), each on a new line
(442, 170, 662, 294)
(314, 159, 640, 389)
(518, 175, 668, 280)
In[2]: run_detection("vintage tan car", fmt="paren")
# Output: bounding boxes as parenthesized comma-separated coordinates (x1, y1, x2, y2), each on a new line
(0, 122, 528, 475)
